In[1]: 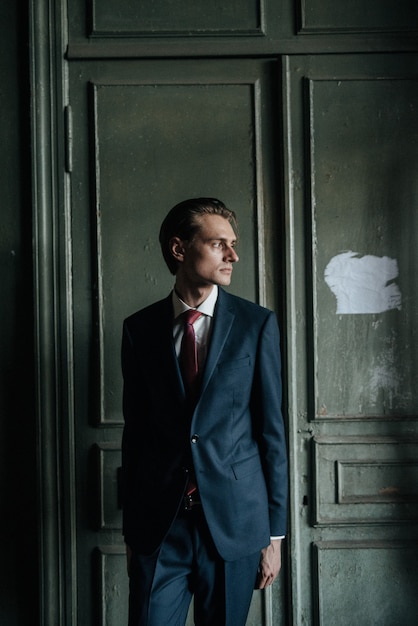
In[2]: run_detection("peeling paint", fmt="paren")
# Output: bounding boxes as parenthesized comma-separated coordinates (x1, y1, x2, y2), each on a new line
(324, 251, 402, 314)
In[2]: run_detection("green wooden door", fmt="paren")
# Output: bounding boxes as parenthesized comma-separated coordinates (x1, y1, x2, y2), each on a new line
(67, 51, 418, 625)
(68, 57, 286, 625)
(283, 53, 418, 625)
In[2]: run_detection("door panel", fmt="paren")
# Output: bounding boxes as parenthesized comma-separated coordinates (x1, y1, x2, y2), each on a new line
(313, 541, 418, 625)
(298, 0, 418, 33)
(67, 0, 288, 51)
(313, 438, 418, 524)
(284, 53, 418, 625)
(90, 0, 261, 35)
(69, 58, 284, 625)
(85, 61, 278, 429)
(309, 75, 418, 419)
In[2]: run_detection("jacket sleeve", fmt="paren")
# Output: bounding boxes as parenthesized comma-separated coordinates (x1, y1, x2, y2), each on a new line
(251, 311, 288, 537)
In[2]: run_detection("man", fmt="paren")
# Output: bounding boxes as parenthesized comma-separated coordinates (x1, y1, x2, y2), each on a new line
(121, 198, 288, 625)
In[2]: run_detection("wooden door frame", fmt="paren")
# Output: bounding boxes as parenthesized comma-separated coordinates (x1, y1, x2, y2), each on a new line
(30, 1, 75, 624)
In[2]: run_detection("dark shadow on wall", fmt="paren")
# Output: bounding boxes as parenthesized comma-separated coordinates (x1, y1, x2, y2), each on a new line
(0, 1, 39, 624)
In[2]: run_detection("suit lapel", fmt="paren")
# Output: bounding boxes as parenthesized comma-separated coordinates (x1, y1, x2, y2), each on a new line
(199, 289, 235, 398)
(155, 289, 236, 402)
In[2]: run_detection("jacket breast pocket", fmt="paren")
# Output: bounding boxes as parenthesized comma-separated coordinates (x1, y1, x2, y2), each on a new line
(216, 356, 252, 394)
(231, 453, 262, 480)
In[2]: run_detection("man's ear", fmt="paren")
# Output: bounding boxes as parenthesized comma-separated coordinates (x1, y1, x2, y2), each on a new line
(169, 237, 186, 263)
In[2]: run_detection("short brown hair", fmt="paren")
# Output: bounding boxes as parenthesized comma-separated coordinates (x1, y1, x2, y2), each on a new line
(159, 197, 237, 274)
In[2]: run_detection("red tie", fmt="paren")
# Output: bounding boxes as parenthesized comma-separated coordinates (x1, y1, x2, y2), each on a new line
(179, 309, 202, 507)
(179, 309, 202, 401)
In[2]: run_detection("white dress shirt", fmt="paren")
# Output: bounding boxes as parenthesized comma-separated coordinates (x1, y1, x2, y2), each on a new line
(172, 284, 218, 370)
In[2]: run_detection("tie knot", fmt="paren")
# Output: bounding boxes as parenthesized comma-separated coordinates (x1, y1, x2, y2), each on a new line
(183, 309, 202, 326)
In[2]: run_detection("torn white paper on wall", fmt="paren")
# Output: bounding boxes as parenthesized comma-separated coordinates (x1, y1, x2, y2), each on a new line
(324, 251, 402, 314)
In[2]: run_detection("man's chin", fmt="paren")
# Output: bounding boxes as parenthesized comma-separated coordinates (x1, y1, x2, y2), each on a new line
(217, 277, 232, 286)
(218, 271, 233, 285)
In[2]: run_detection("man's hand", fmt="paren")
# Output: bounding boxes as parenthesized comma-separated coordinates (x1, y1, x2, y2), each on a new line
(256, 539, 282, 589)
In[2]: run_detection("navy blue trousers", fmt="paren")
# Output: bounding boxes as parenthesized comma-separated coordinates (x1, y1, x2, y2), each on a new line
(128, 509, 260, 626)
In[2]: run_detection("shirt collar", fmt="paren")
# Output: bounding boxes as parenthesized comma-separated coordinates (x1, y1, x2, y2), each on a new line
(172, 285, 218, 319)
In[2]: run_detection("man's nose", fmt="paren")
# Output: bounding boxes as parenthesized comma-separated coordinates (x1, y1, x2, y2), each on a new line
(224, 246, 239, 262)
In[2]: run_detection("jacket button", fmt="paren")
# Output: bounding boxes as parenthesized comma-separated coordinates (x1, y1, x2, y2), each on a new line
(191, 434, 199, 444)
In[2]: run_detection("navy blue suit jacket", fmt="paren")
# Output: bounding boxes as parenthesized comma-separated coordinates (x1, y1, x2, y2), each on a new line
(121, 288, 287, 561)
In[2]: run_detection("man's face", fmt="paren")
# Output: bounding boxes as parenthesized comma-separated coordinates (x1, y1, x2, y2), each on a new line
(177, 214, 239, 288)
